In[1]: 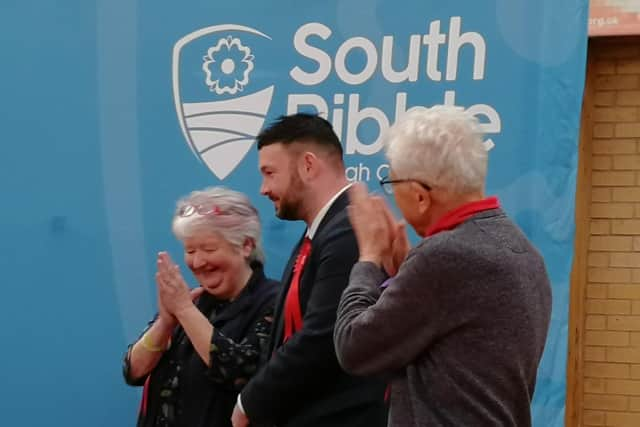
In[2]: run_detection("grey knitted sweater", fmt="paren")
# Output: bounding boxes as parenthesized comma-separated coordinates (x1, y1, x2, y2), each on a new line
(334, 208, 551, 427)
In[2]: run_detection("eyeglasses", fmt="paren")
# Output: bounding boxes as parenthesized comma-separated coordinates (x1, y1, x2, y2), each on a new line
(379, 175, 432, 194)
(178, 204, 227, 217)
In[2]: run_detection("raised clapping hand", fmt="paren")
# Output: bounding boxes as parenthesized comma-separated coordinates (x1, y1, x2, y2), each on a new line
(348, 183, 410, 276)
(156, 252, 204, 318)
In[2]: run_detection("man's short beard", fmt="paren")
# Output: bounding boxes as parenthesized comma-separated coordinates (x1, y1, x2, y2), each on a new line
(276, 172, 305, 220)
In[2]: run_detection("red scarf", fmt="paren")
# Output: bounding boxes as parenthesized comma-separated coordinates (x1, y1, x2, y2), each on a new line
(425, 196, 500, 237)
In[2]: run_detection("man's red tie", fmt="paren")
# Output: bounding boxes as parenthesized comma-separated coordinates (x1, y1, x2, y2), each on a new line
(283, 237, 312, 343)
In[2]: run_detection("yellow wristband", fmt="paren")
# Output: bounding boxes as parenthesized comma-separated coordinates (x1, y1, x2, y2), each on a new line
(141, 332, 166, 352)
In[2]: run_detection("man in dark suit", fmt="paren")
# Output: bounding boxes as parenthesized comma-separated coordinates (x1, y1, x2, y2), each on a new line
(231, 113, 387, 427)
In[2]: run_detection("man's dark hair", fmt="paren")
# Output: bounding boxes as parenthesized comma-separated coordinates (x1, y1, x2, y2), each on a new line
(256, 113, 343, 158)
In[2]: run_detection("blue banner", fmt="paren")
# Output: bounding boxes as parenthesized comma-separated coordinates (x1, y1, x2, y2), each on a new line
(0, 1, 587, 425)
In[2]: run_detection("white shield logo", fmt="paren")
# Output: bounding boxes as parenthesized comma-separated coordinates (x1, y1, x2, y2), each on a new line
(172, 24, 274, 180)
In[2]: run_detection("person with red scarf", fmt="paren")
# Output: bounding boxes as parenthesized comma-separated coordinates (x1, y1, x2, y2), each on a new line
(334, 106, 552, 427)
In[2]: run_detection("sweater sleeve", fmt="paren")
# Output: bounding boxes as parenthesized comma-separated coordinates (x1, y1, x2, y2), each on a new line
(334, 243, 463, 376)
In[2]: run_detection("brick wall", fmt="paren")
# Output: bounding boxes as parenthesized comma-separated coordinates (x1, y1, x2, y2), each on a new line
(581, 37, 640, 427)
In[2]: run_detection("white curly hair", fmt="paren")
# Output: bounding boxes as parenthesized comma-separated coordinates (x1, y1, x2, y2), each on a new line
(384, 105, 488, 195)
(171, 187, 264, 264)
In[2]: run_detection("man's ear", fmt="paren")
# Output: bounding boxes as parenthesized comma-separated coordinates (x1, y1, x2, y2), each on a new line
(298, 150, 319, 181)
(410, 182, 431, 215)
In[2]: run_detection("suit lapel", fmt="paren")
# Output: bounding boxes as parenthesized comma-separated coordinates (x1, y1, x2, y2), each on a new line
(271, 191, 351, 348)
(313, 191, 350, 238)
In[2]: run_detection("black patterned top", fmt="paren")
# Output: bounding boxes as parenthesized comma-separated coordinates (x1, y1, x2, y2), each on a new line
(123, 263, 279, 427)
